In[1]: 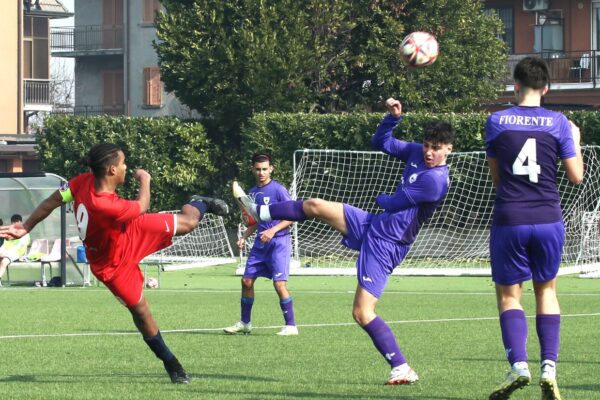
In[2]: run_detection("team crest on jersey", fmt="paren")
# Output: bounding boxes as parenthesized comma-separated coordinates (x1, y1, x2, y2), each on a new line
(409, 173, 418, 184)
(263, 197, 271, 205)
(59, 182, 70, 192)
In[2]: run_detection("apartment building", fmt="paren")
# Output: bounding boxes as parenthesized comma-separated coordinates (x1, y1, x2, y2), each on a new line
(485, 0, 600, 108)
(51, 0, 196, 118)
(0, 0, 71, 173)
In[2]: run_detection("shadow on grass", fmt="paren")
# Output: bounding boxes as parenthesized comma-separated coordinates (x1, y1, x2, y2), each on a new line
(183, 387, 469, 400)
(563, 383, 600, 392)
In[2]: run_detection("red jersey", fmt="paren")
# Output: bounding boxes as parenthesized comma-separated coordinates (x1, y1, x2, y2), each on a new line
(66, 173, 141, 280)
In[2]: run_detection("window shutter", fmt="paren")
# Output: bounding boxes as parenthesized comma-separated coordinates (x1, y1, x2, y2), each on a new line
(144, 67, 162, 107)
(143, 0, 161, 23)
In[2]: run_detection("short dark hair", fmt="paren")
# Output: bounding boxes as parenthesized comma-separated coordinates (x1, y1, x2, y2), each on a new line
(84, 143, 122, 178)
(10, 214, 22, 223)
(423, 121, 455, 145)
(513, 56, 549, 90)
(252, 152, 272, 164)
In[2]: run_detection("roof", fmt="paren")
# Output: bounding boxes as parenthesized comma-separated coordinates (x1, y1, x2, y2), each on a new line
(24, 0, 73, 18)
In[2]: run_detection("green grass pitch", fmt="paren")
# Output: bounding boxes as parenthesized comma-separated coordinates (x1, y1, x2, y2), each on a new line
(0, 264, 599, 399)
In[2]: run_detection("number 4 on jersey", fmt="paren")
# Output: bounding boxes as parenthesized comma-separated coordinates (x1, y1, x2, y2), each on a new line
(512, 138, 541, 183)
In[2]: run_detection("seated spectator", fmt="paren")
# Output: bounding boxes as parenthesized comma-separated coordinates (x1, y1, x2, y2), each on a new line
(0, 214, 31, 286)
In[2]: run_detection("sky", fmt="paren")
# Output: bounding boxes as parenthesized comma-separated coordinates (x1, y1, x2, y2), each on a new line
(50, 0, 75, 85)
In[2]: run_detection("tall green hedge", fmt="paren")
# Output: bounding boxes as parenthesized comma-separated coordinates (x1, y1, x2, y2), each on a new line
(37, 116, 214, 211)
(37, 110, 600, 218)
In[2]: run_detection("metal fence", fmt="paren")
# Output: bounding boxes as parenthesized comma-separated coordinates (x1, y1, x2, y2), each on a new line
(24, 79, 52, 105)
(51, 104, 125, 116)
(505, 50, 598, 86)
(51, 25, 124, 52)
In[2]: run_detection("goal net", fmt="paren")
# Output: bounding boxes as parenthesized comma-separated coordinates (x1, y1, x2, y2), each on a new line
(284, 147, 600, 276)
(143, 212, 235, 271)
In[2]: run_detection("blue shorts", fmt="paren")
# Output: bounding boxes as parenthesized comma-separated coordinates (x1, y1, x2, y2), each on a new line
(342, 204, 410, 298)
(490, 222, 565, 285)
(243, 235, 291, 281)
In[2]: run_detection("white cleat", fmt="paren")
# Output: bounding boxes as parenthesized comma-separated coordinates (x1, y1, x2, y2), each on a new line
(223, 321, 252, 335)
(489, 362, 531, 399)
(386, 364, 419, 385)
(276, 325, 299, 336)
(232, 181, 260, 222)
(540, 361, 562, 400)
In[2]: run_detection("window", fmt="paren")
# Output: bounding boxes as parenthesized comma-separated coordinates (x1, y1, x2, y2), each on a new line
(23, 159, 41, 173)
(484, 7, 514, 54)
(143, 0, 162, 24)
(534, 12, 564, 54)
(102, 70, 124, 114)
(23, 16, 49, 79)
(144, 67, 162, 107)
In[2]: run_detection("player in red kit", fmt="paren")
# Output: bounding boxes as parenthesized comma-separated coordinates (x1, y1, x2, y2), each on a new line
(0, 143, 229, 384)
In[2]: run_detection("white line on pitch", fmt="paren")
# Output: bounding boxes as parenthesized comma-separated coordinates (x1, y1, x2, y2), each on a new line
(2, 288, 600, 296)
(1, 313, 599, 341)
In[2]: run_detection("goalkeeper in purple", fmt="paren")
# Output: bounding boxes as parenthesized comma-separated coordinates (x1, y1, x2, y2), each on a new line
(233, 98, 455, 385)
(224, 153, 296, 336)
(486, 57, 583, 400)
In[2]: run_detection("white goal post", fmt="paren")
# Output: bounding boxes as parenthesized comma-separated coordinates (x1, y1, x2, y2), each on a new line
(143, 212, 235, 271)
(281, 147, 600, 277)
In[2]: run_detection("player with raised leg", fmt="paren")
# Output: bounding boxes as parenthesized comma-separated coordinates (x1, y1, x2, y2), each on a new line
(224, 152, 296, 336)
(234, 98, 454, 384)
(485, 57, 583, 400)
(0, 143, 229, 384)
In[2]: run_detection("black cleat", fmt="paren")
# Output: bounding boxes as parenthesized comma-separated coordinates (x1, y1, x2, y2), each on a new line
(190, 195, 229, 216)
(163, 356, 191, 384)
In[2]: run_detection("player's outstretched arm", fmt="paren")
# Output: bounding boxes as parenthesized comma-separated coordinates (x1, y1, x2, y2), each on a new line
(563, 121, 584, 185)
(0, 190, 63, 239)
(133, 169, 151, 213)
(371, 97, 409, 157)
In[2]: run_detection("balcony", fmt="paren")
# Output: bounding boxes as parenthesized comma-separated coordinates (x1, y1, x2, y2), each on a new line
(24, 79, 52, 111)
(504, 51, 600, 89)
(52, 104, 126, 116)
(51, 25, 124, 57)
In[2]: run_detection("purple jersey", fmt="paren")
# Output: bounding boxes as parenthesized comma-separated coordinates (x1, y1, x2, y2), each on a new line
(485, 106, 576, 225)
(249, 180, 292, 237)
(370, 114, 450, 245)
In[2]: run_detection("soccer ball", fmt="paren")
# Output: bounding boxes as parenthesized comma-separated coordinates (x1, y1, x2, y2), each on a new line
(146, 277, 159, 289)
(400, 31, 439, 68)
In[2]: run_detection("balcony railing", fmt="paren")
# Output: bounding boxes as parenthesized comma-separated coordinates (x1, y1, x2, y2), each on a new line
(24, 79, 52, 106)
(51, 25, 124, 54)
(505, 50, 599, 87)
(51, 104, 125, 116)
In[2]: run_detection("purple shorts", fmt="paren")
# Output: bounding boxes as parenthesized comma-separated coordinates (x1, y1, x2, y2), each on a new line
(243, 234, 291, 281)
(490, 221, 565, 285)
(342, 204, 410, 298)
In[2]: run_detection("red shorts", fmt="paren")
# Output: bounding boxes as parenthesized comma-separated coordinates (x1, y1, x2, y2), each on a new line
(94, 213, 176, 307)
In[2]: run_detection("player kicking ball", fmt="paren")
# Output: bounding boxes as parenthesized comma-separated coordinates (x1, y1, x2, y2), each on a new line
(0, 143, 229, 384)
(234, 98, 454, 385)
(485, 57, 583, 400)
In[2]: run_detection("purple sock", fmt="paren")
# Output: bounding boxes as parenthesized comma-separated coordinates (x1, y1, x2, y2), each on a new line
(500, 309, 529, 365)
(536, 314, 560, 362)
(268, 200, 307, 221)
(280, 297, 296, 326)
(189, 200, 206, 220)
(241, 297, 254, 324)
(362, 316, 406, 368)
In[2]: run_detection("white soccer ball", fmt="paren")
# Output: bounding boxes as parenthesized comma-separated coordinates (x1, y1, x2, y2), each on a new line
(400, 31, 439, 68)
(146, 277, 159, 289)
